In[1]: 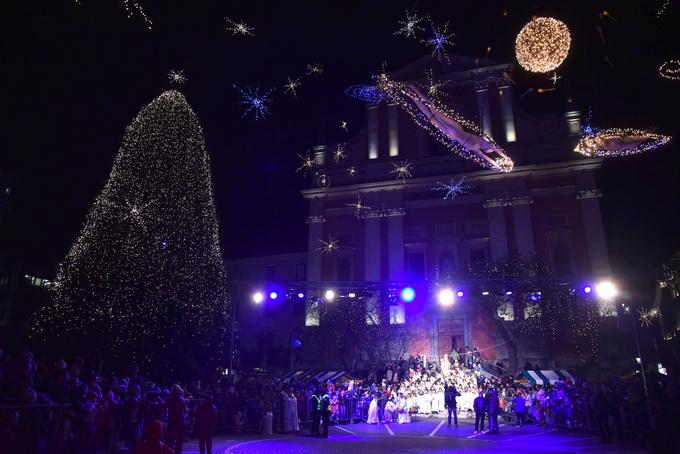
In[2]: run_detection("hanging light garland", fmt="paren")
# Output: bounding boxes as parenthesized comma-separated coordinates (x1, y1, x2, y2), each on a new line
(574, 128, 672, 157)
(515, 17, 571, 73)
(659, 60, 680, 80)
(376, 74, 513, 172)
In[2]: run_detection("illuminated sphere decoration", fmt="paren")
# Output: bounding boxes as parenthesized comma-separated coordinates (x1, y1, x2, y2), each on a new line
(515, 17, 571, 73)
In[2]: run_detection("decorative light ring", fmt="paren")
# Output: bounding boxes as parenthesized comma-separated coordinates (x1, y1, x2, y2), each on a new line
(659, 60, 680, 80)
(574, 128, 672, 157)
(515, 17, 571, 73)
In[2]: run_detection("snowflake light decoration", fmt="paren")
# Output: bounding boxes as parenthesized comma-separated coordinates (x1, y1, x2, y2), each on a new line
(347, 166, 357, 176)
(423, 68, 446, 100)
(234, 84, 274, 120)
(306, 63, 324, 76)
(340, 121, 348, 132)
(333, 143, 347, 163)
(168, 70, 187, 85)
(574, 128, 672, 157)
(659, 60, 680, 80)
(296, 153, 316, 175)
(638, 308, 659, 328)
(395, 10, 425, 38)
(549, 72, 561, 85)
(390, 160, 413, 182)
(432, 177, 470, 200)
(346, 194, 371, 219)
(423, 22, 455, 61)
(317, 234, 340, 255)
(225, 17, 254, 36)
(283, 76, 302, 97)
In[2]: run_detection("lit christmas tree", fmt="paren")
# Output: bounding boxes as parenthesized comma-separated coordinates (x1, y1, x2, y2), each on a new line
(30, 91, 230, 375)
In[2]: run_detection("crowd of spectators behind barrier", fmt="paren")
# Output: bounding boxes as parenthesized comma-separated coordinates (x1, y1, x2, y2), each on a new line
(1, 348, 679, 453)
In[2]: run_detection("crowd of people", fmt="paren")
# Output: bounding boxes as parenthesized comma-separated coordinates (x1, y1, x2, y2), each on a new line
(0, 347, 675, 453)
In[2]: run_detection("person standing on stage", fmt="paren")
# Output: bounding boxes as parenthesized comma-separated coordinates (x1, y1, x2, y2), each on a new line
(445, 384, 461, 427)
(320, 384, 331, 438)
(310, 388, 321, 437)
(473, 390, 487, 434)
(486, 386, 500, 434)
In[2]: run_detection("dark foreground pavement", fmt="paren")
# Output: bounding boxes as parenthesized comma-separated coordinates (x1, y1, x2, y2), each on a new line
(182, 417, 650, 454)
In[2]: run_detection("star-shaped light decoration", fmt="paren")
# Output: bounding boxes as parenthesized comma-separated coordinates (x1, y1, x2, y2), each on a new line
(296, 153, 316, 175)
(549, 72, 561, 86)
(389, 160, 413, 183)
(638, 308, 659, 328)
(395, 10, 425, 38)
(225, 17, 255, 36)
(283, 76, 302, 97)
(333, 143, 347, 163)
(424, 68, 446, 100)
(306, 63, 324, 76)
(234, 84, 274, 120)
(346, 194, 371, 219)
(317, 234, 340, 255)
(347, 166, 357, 176)
(340, 121, 349, 132)
(432, 177, 470, 200)
(168, 70, 187, 85)
(423, 21, 455, 61)
(119, 198, 156, 231)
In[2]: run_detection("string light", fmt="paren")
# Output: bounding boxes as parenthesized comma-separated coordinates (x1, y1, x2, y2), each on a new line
(658, 0, 671, 18)
(122, 0, 152, 29)
(432, 177, 469, 199)
(306, 63, 324, 76)
(377, 74, 514, 172)
(574, 128, 672, 157)
(389, 160, 413, 182)
(283, 76, 302, 97)
(422, 21, 455, 61)
(29, 91, 229, 372)
(515, 17, 571, 73)
(345, 85, 386, 104)
(225, 17, 254, 36)
(346, 194, 371, 219)
(234, 84, 274, 120)
(317, 234, 340, 255)
(168, 70, 187, 85)
(659, 60, 680, 80)
(296, 153, 316, 175)
(394, 10, 425, 38)
(333, 143, 347, 163)
(340, 121, 348, 132)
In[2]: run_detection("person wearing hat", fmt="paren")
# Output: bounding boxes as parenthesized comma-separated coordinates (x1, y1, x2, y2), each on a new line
(133, 420, 174, 454)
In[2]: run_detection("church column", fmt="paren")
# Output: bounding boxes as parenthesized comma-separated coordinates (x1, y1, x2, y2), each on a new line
(386, 208, 406, 281)
(498, 84, 517, 142)
(577, 189, 611, 276)
(387, 103, 399, 157)
(367, 105, 379, 160)
(363, 210, 382, 282)
(306, 214, 325, 284)
(483, 198, 509, 260)
(474, 80, 493, 138)
(509, 196, 535, 254)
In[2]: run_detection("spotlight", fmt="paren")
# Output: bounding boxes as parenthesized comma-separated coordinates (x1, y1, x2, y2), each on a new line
(269, 291, 278, 300)
(456, 290, 464, 298)
(438, 288, 455, 306)
(401, 287, 416, 302)
(583, 285, 592, 295)
(506, 291, 513, 296)
(324, 289, 336, 302)
(595, 281, 618, 300)
(348, 292, 356, 298)
(252, 291, 264, 304)
(482, 291, 490, 296)
(297, 292, 305, 299)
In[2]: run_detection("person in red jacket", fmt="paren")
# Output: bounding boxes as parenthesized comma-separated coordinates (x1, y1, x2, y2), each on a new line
(166, 385, 187, 454)
(196, 395, 219, 454)
(134, 420, 174, 454)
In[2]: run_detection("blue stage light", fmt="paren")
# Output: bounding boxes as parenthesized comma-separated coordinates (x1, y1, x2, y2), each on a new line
(269, 291, 278, 300)
(401, 286, 416, 302)
(583, 285, 592, 295)
(457, 290, 464, 298)
(297, 292, 305, 299)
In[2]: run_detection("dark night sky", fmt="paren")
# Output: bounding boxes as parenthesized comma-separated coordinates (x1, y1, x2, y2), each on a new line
(2, 0, 679, 279)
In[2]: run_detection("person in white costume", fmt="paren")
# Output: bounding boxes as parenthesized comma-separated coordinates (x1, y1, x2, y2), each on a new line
(366, 395, 380, 424)
(397, 393, 411, 424)
(281, 390, 299, 433)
